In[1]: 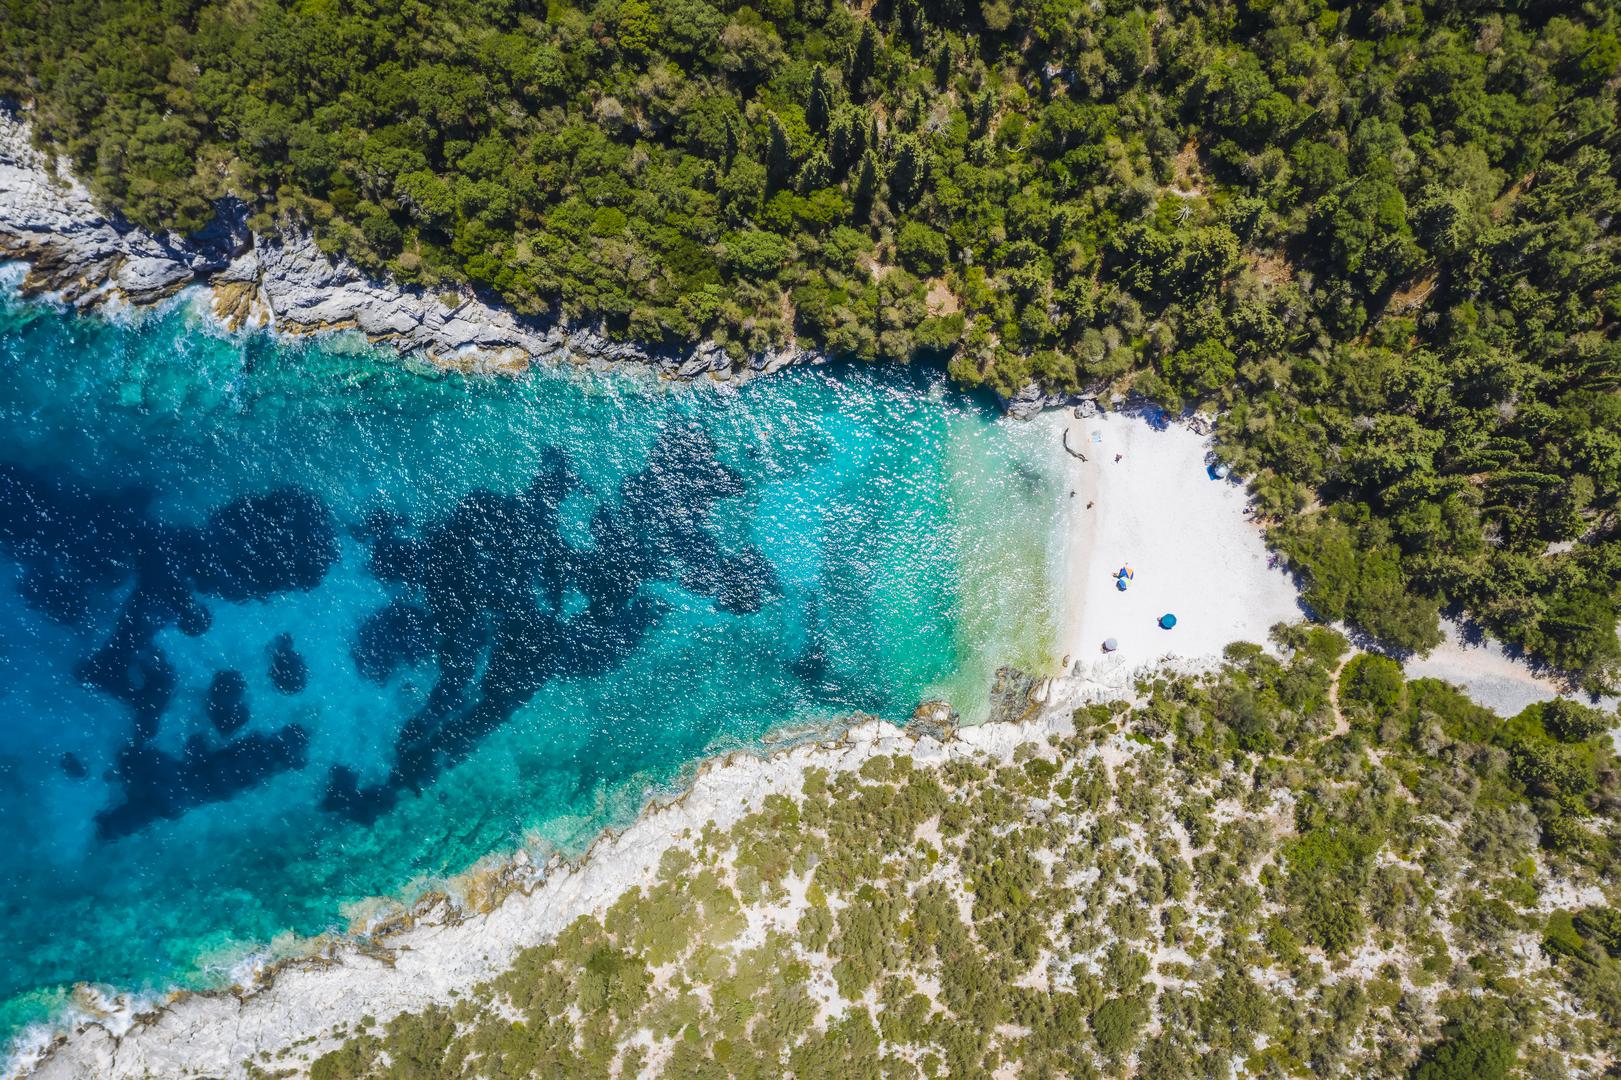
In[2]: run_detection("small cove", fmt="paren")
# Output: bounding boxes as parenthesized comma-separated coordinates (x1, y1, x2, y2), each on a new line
(0, 284, 1067, 1045)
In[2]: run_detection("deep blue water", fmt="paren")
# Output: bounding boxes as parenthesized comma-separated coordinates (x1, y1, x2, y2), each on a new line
(0, 282, 1063, 1042)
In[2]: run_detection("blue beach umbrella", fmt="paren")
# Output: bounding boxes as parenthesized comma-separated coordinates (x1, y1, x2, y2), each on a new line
(1159, 613, 1177, 629)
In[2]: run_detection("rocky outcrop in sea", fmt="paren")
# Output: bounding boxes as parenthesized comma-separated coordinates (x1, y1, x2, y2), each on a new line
(0, 107, 809, 384)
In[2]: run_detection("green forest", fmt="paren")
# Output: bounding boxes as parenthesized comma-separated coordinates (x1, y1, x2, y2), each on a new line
(2, 0, 1619, 682)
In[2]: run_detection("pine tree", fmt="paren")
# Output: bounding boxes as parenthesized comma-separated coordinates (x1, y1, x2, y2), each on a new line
(852, 151, 880, 218)
(849, 22, 878, 98)
(799, 148, 832, 191)
(895, 0, 923, 45)
(766, 114, 794, 191)
(807, 66, 833, 135)
(971, 89, 996, 139)
(889, 137, 920, 207)
(933, 41, 953, 89)
(829, 108, 864, 172)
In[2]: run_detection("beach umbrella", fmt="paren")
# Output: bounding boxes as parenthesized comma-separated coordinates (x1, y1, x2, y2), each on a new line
(1116, 577, 1130, 591)
(1159, 613, 1177, 629)
(1116, 565, 1134, 579)
(1102, 638, 1119, 652)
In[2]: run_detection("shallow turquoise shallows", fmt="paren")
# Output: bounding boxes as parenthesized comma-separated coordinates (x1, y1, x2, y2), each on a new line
(0, 282, 1064, 1044)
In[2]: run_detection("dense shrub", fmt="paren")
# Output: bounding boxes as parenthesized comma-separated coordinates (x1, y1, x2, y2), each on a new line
(1410, 1027, 1515, 1080)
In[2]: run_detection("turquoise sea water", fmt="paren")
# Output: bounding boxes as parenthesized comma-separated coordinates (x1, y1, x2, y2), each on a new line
(0, 281, 1064, 1045)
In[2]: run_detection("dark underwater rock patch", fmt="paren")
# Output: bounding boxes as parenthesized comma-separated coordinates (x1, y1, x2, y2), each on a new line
(194, 489, 338, 602)
(267, 633, 308, 695)
(95, 724, 309, 841)
(325, 427, 779, 824)
(207, 670, 249, 735)
(0, 462, 335, 838)
(352, 601, 435, 685)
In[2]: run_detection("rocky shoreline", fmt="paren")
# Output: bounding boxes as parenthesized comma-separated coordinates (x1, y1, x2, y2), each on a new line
(0, 107, 812, 386)
(0, 653, 1229, 1079)
(13, 639, 1607, 1078)
(11, 683, 1071, 1079)
(0, 106, 1086, 415)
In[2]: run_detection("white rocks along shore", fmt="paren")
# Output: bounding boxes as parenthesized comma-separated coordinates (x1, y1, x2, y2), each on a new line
(13, 714, 1071, 1079)
(0, 106, 808, 384)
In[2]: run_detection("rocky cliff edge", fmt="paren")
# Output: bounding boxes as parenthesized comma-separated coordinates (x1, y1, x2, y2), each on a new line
(0, 106, 810, 384)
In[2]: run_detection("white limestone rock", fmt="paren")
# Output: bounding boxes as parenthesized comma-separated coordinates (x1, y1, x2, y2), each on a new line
(0, 107, 825, 385)
(14, 711, 1072, 1080)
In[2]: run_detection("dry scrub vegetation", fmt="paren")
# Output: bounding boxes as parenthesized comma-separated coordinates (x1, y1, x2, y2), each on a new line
(286, 625, 1619, 1079)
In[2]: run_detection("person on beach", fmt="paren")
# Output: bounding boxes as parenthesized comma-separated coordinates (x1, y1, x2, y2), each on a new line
(1114, 453, 1122, 463)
